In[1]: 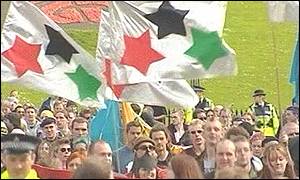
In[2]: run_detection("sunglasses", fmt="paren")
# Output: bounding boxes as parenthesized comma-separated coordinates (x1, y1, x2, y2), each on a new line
(138, 145, 155, 151)
(60, 147, 71, 153)
(190, 130, 203, 135)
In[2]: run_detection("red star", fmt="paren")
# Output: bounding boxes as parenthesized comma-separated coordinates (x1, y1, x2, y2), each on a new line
(120, 30, 164, 75)
(103, 59, 125, 98)
(2, 35, 43, 77)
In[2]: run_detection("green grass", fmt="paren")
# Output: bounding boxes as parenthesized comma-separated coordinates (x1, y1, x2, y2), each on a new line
(1, 2, 298, 112)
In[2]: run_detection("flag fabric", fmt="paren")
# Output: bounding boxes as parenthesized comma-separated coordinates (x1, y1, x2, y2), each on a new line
(89, 99, 123, 151)
(1, 1, 105, 108)
(290, 37, 299, 105)
(100, 57, 199, 107)
(266, 1, 299, 22)
(97, 1, 237, 84)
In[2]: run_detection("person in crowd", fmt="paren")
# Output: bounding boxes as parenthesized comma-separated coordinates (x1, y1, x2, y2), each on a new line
(225, 126, 250, 140)
(72, 136, 89, 154)
(14, 105, 25, 119)
(214, 166, 250, 179)
(24, 106, 41, 137)
(150, 124, 174, 169)
(250, 132, 265, 158)
(54, 110, 72, 138)
(79, 107, 93, 121)
(50, 138, 72, 169)
(219, 108, 233, 129)
(144, 105, 168, 123)
(1, 134, 41, 179)
(88, 140, 112, 164)
(1, 100, 12, 115)
(248, 89, 279, 137)
(231, 116, 244, 127)
(141, 107, 164, 127)
(215, 139, 237, 170)
(39, 96, 57, 115)
(53, 101, 65, 114)
(232, 135, 263, 178)
(67, 111, 76, 129)
(66, 151, 87, 174)
(206, 109, 216, 122)
(40, 117, 62, 147)
(288, 136, 299, 177)
(167, 153, 203, 179)
(193, 108, 207, 122)
(71, 117, 88, 138)
(4, 112, 23, 131)
(242, 111, 256, 126)
(281, 106, 299, 125)
(7, 96, 19, 112)
(213, 105, 224, 117)
(193, 85, 214, 110)
(35, 141, 51, 167)
(260, 143, 296, 179)
(39, 109, 54, 120)
(72, 156, 113, 179)
(183, 119, 205, 174)
(113, 120, 143, 173)
(131, 153, 159, 179)
(167, 109, 190, 146)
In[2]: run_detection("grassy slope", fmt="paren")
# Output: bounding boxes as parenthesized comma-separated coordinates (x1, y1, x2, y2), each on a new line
(1, 2, 298, 111)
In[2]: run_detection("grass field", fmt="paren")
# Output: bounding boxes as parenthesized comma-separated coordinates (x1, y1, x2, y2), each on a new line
(1, 2, 298, 112)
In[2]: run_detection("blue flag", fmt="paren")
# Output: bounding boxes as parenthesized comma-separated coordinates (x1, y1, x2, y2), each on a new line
(289, 36, 299, 105)
(89, 100, 123, 151)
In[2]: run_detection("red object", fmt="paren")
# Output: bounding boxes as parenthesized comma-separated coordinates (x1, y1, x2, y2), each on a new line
(2, 36, 43, 77)
(32, 164, 72, 179)
(103, 59, 125, 98)
(120, 30, 165, 75)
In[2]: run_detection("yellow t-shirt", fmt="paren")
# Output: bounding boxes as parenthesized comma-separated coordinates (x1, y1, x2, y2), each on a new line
(1, 169, 39, 179)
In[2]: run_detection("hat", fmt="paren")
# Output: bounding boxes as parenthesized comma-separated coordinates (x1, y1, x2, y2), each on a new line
(193, 85, 206, 92)
(252, 89, 266, 97)
(135, 153, 158, 170)
(1, 133, 41, 154)
(133, 136, 156, 151)
(40, 109, 54, 118)
(40, 117, 56, 128)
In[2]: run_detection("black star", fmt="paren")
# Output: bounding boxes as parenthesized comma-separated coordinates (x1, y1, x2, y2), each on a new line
(44, 24, 79, 63)
(144, 1, 189, 39)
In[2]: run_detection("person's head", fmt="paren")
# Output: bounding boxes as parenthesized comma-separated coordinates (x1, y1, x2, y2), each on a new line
(215, 166, 250, 179)
(167, 153, 203, 179)
(1, 100, 12, 115)
(37, 141, 50, 159)
(169, 109, 184, 126)
(4, 112, 22, 130)
(53, 101, 65, 114)
(54, 110, 69, 129)
(79, 107, 93, 120)
(53, 138, 72, 163)
(39, 109, 54, 120)
(225, 126, 250, 140)
(72, 136, 89, 152)
(9, 90, 19, 97)
(88, 140, 112, 164)
(25, 106, 37, 123)
(71, 117, 88, 137)
(67, 111, 76, 128)
(66, 151, 87, 174)
(141, 107, 155, 127)
(242, 112, 256, 125)
(252, 89, 266, 103)
(188, 119, 205, 148)
(7, 97, 19, 111)
(232, 135, 252, 168)
(72, 156, 113, 179)
(206, 109, 215, 121)
(149, 124, 170, 154)
(193, 108, 206, 121)
(282, 106, 299, 125)
(133, 136, 157, 158)
(261, 143, 296, 179)
(216, 139, 237, 169)
(219, 108, 232, 128)
(250, 132, 265, 158)
(203, 119, 223, 146)
(40, 117, 57, 140)
(14, 105, 25, 117)
(126, 120, 143, 147)
(134, 153, 158, 179)
(1, 134, 41, 178)
(213, 105, 224, 117)
(281, 122, 299, 138)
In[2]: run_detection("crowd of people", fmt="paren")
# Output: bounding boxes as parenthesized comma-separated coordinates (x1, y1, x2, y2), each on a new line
(1, 86, 299, 179)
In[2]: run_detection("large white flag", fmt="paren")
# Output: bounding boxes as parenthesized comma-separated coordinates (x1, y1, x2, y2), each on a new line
(1, 1, 105, 108)
(97, 1, 237, 84)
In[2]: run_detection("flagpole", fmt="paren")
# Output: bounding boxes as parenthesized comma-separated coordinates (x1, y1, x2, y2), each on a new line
(270, 23, 282, 116)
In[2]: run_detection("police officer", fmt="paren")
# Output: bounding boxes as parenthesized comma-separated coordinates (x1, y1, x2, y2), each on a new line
(247, 89, 279, 137)
(1, 133, 41, 179)
(193, 85, 214, 111)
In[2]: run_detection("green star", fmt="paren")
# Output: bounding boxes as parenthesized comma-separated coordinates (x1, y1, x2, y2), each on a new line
(66, 65, 101, 100)
(185, 27, 228, 70)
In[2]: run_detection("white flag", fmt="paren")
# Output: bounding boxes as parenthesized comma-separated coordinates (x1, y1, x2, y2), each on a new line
(1, 1, 105, 108)
(97, 1, 237, 84)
